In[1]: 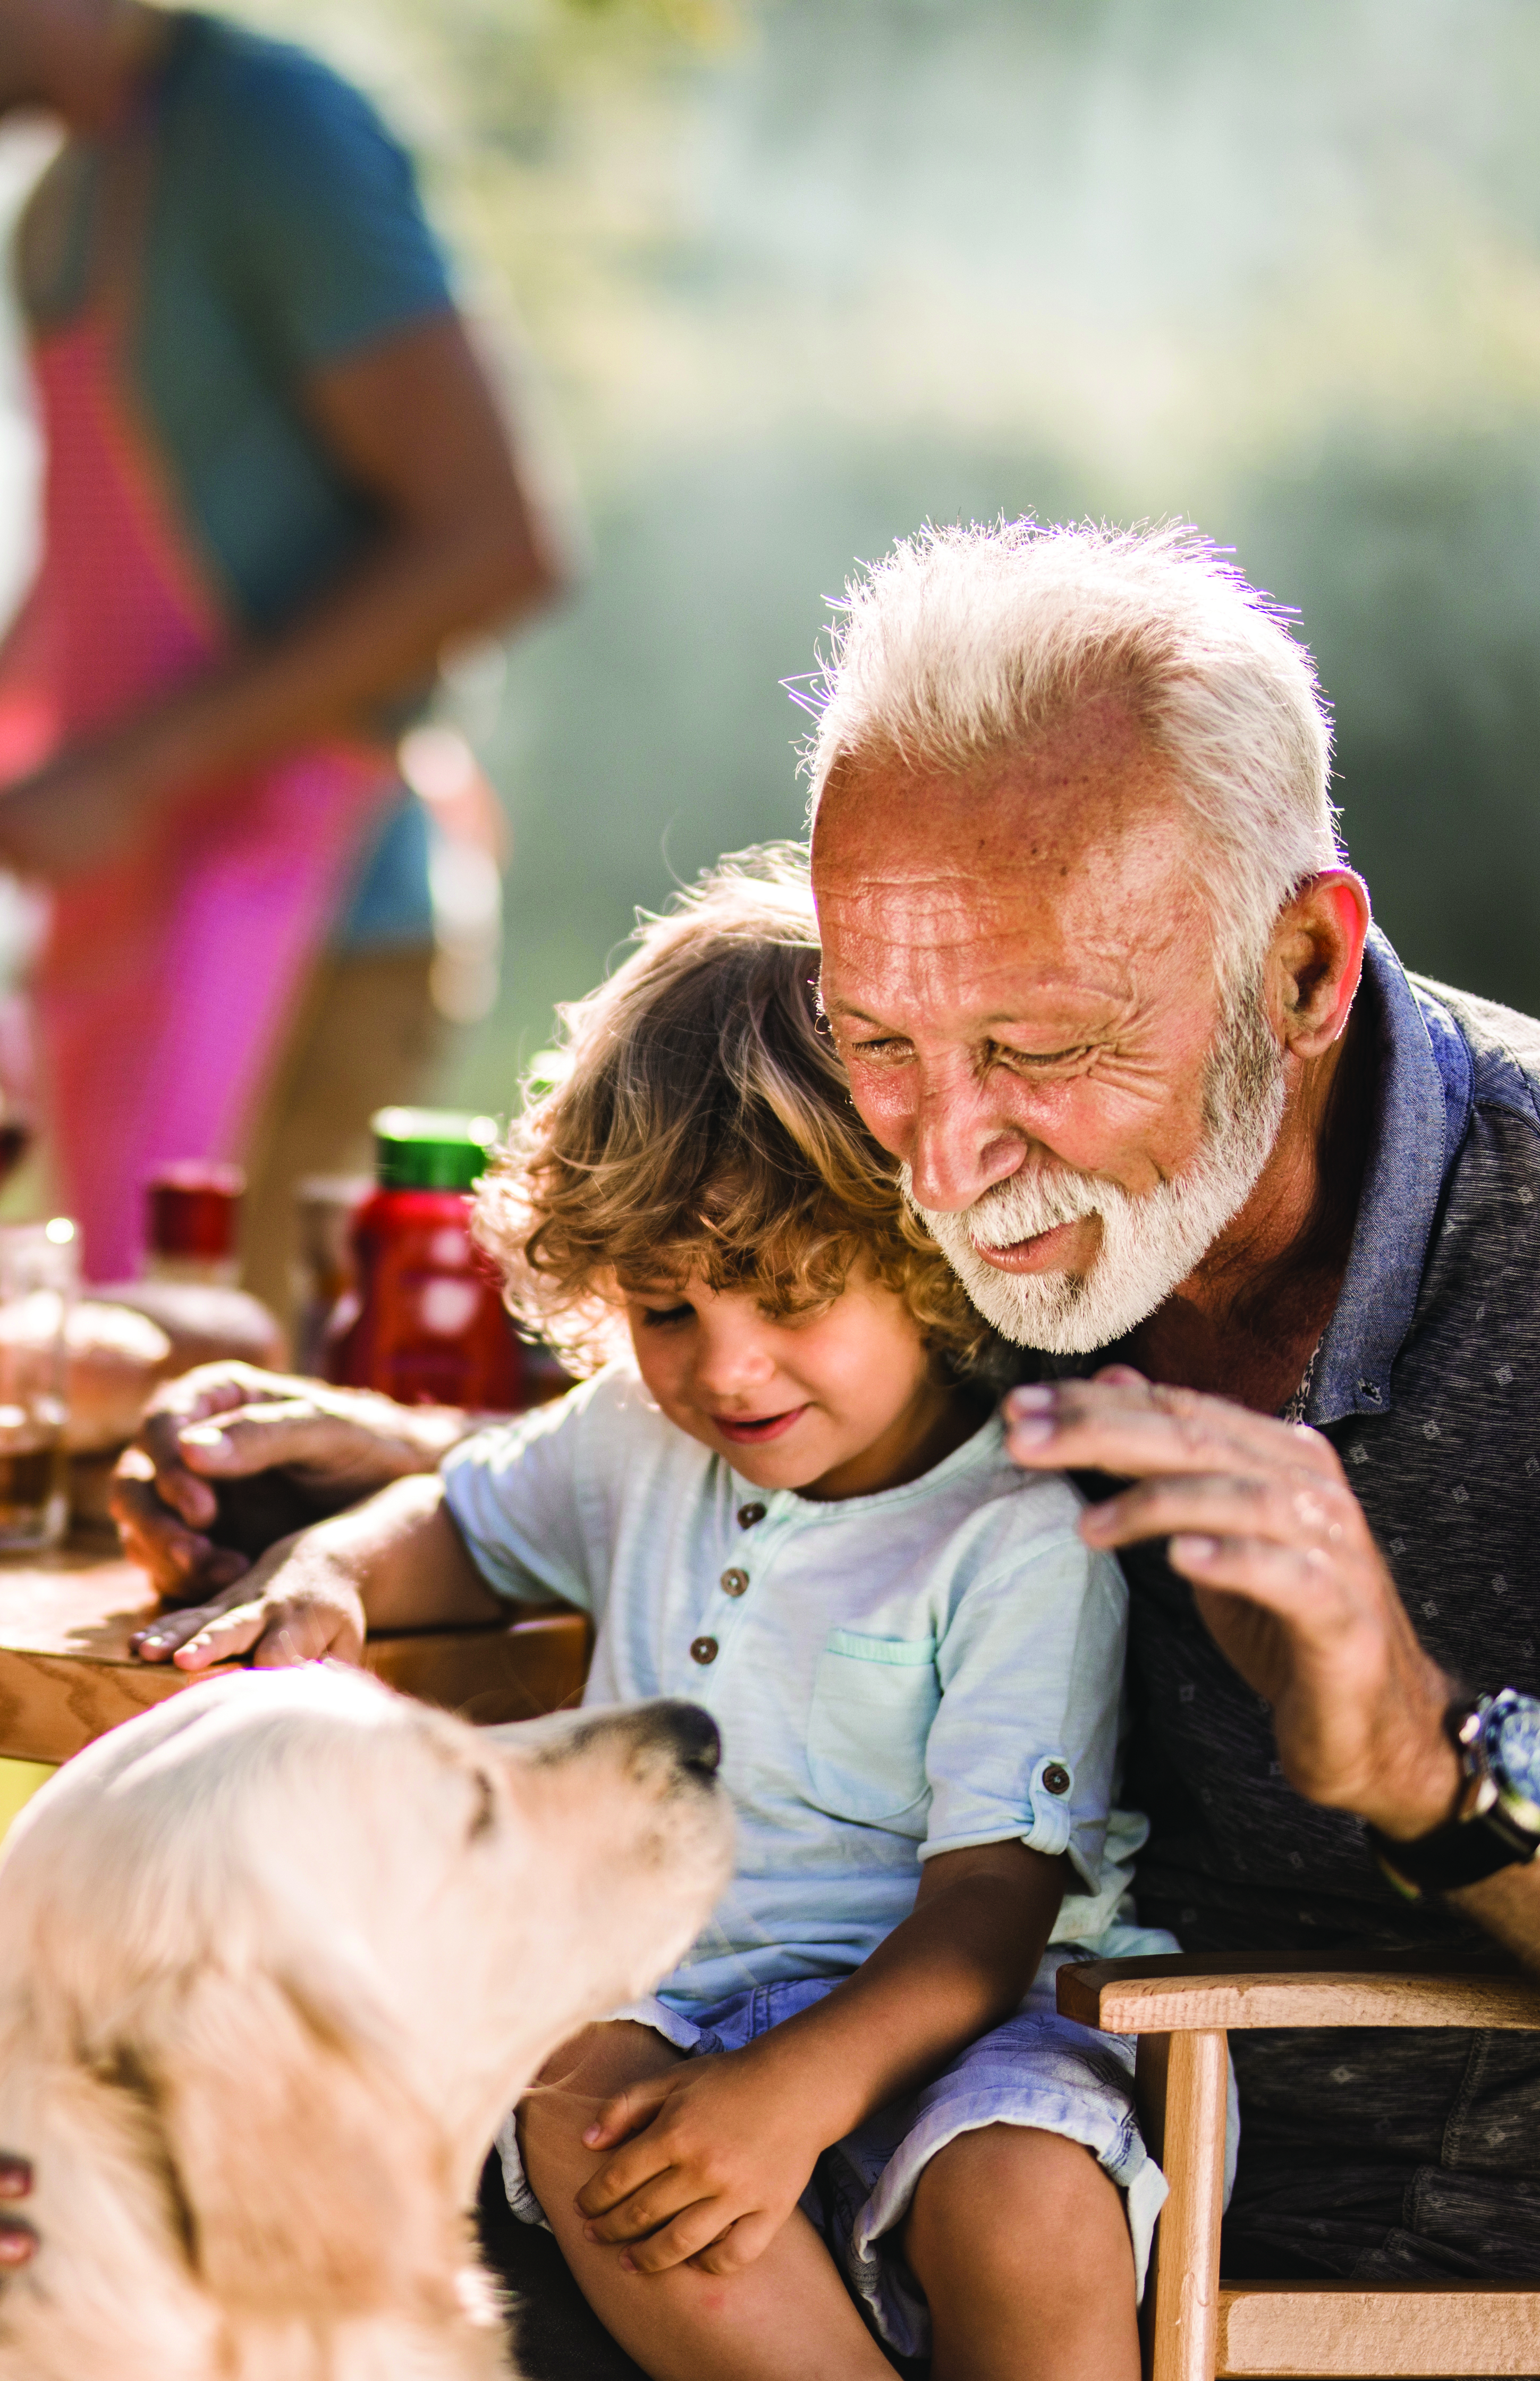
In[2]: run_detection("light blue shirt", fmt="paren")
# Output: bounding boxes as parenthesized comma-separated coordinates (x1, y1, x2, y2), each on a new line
(443, 1364, 1155, 2008)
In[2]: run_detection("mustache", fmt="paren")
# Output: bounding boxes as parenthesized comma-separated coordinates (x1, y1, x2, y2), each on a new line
(899, 980, 1288, 1355)
(902, 1159, 1113, 1247)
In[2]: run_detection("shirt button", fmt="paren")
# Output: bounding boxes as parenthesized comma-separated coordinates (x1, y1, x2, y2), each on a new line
(690, 1635, 720, 1665)
(1042, 1763, 1071, 1796)
(720, 1567, 749, 1598)
(737, 1502, 766, 1529)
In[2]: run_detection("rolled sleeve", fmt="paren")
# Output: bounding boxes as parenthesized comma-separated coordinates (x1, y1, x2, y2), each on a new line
(920, 1531, 1128, 1898)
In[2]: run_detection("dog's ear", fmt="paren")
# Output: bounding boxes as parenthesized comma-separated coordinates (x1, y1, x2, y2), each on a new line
(125, 1958, 456, 2317)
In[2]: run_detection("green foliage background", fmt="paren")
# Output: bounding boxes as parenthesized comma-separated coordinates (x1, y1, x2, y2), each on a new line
(226, 0, 1540, 1100)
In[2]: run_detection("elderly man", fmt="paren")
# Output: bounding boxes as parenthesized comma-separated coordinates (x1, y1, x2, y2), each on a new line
(19, 521, 1540, 2295)
(806, 519, 1540, 2282)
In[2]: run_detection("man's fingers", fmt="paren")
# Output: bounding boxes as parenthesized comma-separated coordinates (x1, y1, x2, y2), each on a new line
(111, 1447, 219, 1543)
(110, 1458, 219, 1567)
(137, 1380, 275, 1514)
(142, 1363, 274, 1439)
(1169, 1531, 1344, 1615)
(1005, 1374, 1342, 1485)
(1008, 1370, 1333, 1469)
(112, 1483, 250, 1607)
(175, 1404, 348, 1483)
(147, 1460, 219, 1531)
(134, 1367, 305, 1498)
(1093, 1370, 1341, 1479)
(112, 1504, 208, 1595)
(1081, 1471, 1360, 1556)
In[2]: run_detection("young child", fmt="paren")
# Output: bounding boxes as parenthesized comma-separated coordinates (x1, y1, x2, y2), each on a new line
(143, 847, 1180, 2381)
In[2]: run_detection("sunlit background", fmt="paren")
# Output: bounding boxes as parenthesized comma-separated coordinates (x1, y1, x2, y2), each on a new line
(6, 0, 1540, 1107)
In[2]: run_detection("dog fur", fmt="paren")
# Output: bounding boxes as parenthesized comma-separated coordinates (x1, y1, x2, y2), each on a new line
(0, 1666, 732, 2381)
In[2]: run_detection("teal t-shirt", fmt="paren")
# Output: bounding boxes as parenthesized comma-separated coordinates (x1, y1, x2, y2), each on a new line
(25, 11, 452, 945)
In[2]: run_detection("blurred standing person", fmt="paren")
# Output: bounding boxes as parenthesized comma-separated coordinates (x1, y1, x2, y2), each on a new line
(0, 0, 564, 1293)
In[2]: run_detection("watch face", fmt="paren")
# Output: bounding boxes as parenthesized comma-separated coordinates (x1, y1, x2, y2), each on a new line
(1490, 1694, 1540, 1827)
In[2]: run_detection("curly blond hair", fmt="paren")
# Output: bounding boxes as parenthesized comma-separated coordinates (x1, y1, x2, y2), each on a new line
(473, 842, 1004, 1380)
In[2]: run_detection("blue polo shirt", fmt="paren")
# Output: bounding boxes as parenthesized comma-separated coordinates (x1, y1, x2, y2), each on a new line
(1076, 930, 1540, 2279)
(1112, 927, 1517, 1944)
(1304, 929, 1473, 1426)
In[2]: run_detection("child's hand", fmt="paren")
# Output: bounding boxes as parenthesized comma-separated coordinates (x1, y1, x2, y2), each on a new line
(130, 1552, 366, 1671)
(574, 2046, 826, 2277)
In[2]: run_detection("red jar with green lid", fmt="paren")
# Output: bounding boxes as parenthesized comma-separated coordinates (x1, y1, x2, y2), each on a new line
(323, 1108, 524, 1409)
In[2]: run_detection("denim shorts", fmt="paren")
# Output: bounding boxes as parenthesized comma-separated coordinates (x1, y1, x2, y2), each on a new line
(498, 1934, 1198, 2361)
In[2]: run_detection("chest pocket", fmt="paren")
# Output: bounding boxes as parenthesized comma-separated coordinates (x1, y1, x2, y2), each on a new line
(805, 1628, 939, 1831)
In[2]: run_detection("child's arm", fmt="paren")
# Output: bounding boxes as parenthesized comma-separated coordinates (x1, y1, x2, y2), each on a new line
(575, 1835, 1068, 2277)
(130, 1476, 504, 1669)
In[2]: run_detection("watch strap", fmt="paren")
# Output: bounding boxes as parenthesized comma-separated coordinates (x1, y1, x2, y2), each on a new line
(1367, 1695, 1540, 1900)
(1366, 1805, 1537, 1898)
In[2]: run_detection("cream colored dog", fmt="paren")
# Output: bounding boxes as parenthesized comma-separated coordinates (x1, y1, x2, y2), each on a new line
(0, 1666, 732, 2381)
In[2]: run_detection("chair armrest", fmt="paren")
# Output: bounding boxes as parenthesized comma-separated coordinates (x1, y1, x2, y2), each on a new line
(1057, 1948, 1540, 2033)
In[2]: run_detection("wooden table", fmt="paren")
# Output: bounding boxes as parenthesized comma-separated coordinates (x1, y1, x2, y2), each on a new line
(0, 1538, 591, 1767)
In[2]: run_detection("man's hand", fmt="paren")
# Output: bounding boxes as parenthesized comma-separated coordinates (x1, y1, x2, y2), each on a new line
(0, 2155, 35, 2273)
(111, 1363, 468, 1604)
(576, 2045, 825, 2277)
(1005, 1367, 1462, 1840)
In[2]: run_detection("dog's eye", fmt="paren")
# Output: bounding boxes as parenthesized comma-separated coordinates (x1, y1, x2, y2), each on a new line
(467, 1768, 498, 1842)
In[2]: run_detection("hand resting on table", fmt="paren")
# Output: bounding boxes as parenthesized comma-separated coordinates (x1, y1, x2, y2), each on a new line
(111, 1362, 472, 1604)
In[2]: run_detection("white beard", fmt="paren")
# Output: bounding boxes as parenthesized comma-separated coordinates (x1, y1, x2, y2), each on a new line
(910, 990, 1288, 1355)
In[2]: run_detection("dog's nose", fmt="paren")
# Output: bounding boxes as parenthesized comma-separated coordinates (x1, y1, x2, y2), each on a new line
(668, 1703, 721, 1776)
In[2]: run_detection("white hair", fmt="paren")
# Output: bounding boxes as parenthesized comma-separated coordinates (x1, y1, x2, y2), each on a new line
(803, 518, 1342, 990)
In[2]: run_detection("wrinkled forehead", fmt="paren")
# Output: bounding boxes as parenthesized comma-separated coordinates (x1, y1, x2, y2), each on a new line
(812, 717, 1207, 1021)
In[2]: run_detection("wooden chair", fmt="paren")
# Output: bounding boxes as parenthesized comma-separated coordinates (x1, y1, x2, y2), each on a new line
(1059, 1951, 1540, 2381)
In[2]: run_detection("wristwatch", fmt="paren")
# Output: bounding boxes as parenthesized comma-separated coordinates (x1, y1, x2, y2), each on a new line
(1367, 1690, 1540, 1900)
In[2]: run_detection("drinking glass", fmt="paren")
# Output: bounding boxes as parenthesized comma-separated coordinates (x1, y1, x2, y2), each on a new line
(0, 1218, 77, 1551)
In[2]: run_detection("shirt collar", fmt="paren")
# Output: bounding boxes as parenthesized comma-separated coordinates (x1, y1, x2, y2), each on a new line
(1308, 927, 1472, 1424)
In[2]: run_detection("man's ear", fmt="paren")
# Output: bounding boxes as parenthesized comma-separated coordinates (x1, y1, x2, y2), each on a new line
(124, 1958, 455, 2318)
(1268, 868, 1370, 1058)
